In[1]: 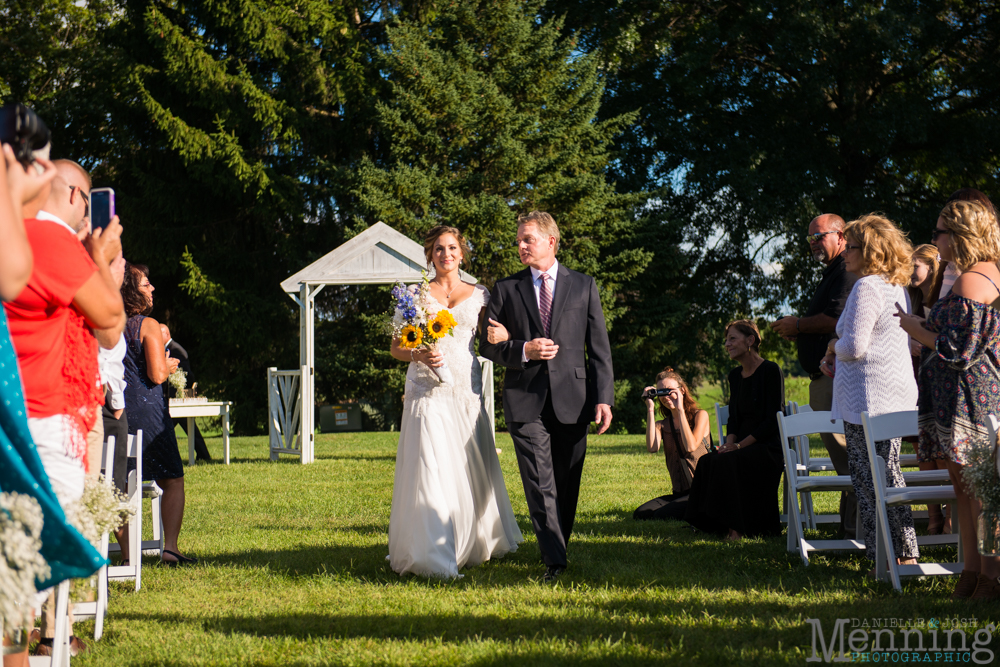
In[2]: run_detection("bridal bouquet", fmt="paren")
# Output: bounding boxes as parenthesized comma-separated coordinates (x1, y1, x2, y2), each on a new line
(389, 275, 458, 384)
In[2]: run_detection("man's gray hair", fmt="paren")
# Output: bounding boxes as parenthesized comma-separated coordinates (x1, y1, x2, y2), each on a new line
(517, 210, 560, 253)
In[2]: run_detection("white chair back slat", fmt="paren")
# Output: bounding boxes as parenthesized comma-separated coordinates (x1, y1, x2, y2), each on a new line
(714, 403, 729, 448)
(101, 435, 116, 489)
(777, 410, 844, 439)
(863, 410, 918, 443)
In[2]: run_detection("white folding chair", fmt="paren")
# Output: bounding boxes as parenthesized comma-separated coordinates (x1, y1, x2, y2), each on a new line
(71, 435, 117, 640)
(107, 430, 159, 590)
(860, 410, 961, 591)
(777, 410, 864, 565)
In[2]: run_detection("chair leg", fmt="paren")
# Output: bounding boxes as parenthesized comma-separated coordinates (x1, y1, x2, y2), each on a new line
(786, 483, 798, 554)
(95, 534, 109, 640)
(874, 457, 902, 591)
(134, 497, 143, 591)
(151, 492, 162, 544)
(49, 580, 71, 667)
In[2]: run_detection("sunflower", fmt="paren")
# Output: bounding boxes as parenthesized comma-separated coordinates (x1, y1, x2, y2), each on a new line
(400, 325, 423, 348)
(427, 310, 457, 339)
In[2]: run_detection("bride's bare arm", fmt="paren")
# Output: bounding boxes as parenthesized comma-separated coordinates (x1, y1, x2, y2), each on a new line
(390, 338, 444, 368)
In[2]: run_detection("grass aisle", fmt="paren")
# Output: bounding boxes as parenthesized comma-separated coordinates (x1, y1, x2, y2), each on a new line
(75, 431, 999, 666)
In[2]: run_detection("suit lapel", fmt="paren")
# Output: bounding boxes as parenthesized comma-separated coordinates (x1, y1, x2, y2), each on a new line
(548, 263, 572, 337)
(515, 270, 545, 336)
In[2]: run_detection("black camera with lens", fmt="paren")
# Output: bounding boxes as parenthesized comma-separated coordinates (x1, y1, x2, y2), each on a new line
(642, 387, 677, 400)
(0, 103, 50, 167)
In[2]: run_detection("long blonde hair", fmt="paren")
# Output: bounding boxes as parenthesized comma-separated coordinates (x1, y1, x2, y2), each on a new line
(843, 214, 912, 286)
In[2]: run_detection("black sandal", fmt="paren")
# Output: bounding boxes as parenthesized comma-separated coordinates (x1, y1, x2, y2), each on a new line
(161, 549, 199, 566)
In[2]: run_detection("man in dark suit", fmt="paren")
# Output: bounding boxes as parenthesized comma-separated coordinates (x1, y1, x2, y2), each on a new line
(480, 211, 614, 582)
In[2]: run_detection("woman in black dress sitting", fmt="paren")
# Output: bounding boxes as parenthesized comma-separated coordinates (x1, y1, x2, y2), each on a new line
(685, 320, 785, 540)
(634, 367, 712, 521)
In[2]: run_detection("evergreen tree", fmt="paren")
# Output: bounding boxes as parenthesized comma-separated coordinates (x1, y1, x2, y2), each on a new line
(349, 0, 654, 430)
(95, 0, 388, 432)
(353, 0, 649, 299)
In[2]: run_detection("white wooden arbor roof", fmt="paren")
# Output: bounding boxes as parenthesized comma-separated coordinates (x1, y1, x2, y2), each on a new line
(272, 221, 488, 464)
(280, 221, 475, 296)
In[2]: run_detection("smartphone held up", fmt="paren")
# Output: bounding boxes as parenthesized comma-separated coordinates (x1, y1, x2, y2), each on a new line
(90, 187, 115, 231)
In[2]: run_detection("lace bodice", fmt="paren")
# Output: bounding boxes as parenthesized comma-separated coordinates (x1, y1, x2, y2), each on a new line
(404, 285, 488, 414)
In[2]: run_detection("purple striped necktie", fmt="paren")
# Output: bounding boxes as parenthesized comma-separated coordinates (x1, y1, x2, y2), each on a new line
(539, 272, 552, 337)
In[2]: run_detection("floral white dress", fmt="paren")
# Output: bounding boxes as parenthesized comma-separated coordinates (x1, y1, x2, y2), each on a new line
(387, 284, 522, 578)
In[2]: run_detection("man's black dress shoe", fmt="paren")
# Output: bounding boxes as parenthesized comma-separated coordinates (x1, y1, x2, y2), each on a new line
(543, 566, 565, 583)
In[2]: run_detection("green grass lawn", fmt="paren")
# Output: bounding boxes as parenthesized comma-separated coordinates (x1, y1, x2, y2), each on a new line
(71, 427, 999, 666)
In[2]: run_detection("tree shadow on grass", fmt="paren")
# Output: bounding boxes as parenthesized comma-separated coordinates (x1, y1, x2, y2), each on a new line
(107, 597, 881, 664)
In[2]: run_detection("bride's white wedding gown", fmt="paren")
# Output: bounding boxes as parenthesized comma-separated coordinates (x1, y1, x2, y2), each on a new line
(388, 285, 523, 578)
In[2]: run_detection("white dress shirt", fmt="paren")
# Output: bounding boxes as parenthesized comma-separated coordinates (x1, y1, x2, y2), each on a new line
(521, 260, 560, 363)
(98, 334, 127, 410)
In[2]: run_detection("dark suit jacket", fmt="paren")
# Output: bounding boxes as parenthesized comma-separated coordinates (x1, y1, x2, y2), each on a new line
(479, 263, 614, 425)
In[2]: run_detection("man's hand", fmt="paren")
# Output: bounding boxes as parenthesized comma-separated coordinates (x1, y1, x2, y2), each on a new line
(523, 338, 559, 360)
(594, 403, 613, 435)
(82, 215, 122, 266)
(769, 316, 798, 340)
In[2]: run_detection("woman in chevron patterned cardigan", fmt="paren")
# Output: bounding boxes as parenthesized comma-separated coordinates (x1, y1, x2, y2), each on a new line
(821, 214, 919, 574)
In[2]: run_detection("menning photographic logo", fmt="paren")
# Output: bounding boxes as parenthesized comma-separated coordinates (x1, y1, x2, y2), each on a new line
(805, 618, 996, 664)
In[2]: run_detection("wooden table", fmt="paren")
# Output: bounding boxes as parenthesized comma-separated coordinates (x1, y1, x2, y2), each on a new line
(168, 400, 232, 465)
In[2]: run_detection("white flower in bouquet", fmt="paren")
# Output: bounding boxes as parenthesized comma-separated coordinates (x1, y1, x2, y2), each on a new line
(1, 492, 49, 636)
(66, 476, 134, 548)
(64, 476, 135, 602)
(168, 368, 188, 395)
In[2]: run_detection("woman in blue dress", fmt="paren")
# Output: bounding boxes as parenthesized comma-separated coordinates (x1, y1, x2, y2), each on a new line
(121, 263, 196, 566)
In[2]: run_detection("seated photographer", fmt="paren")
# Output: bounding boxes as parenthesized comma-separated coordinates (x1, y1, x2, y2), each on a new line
(684, 320, 786, 541)
(633, 368, 711, 521)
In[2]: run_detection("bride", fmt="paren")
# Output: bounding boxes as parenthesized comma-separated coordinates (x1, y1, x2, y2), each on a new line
(387, 225, 523, 578)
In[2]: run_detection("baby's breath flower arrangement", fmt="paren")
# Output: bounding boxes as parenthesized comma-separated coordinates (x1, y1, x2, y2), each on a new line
(65, 476, 134, 600)
(1, 491, 49, 639)
(961, 445, 1000, 555)
(388, 273, 457, 384)
(66, 476, 133, 548)
(168, 367, 188, 398)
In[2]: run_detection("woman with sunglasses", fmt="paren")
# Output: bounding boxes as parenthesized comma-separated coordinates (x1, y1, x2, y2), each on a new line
(633, 367, 711, 521)
(897, 199, 1000, 599)
(820, 214, 919, 576)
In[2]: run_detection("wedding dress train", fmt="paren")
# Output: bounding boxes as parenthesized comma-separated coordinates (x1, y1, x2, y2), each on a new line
(387, 285, 522, 578)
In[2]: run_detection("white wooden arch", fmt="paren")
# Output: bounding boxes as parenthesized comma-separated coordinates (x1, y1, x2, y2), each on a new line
(269, 221, 493, 463)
